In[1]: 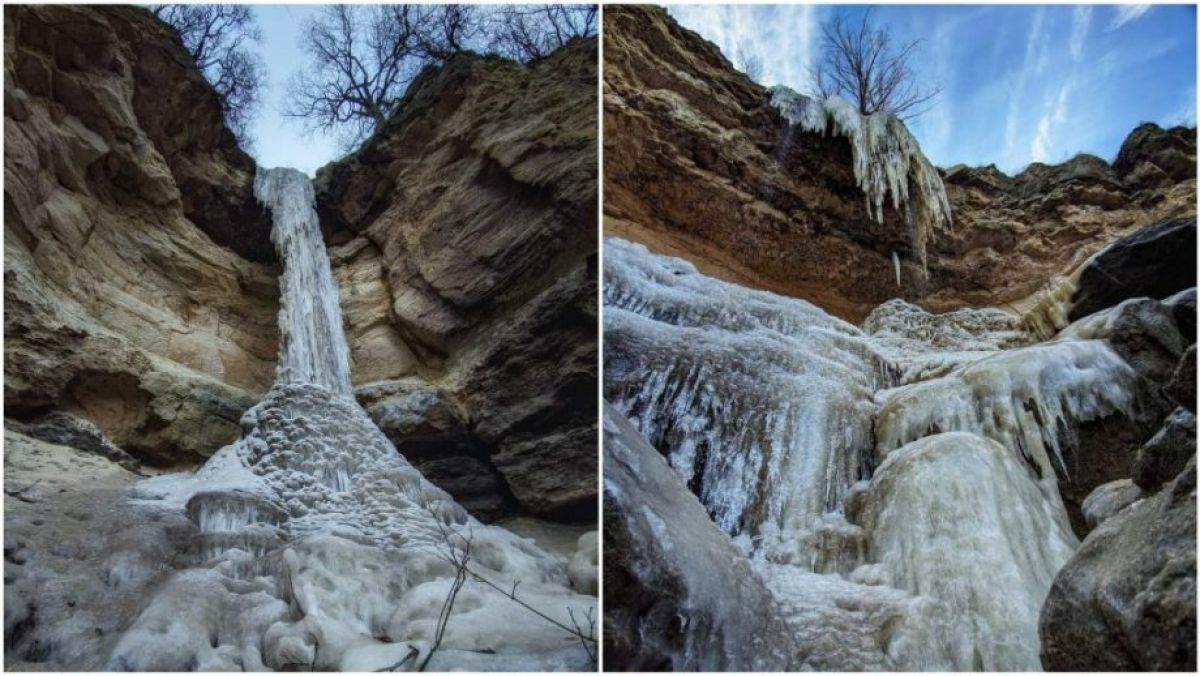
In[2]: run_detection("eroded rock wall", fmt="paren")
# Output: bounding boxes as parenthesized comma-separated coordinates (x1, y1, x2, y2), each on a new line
(4, 5, 278, 466)
(317, 38, 599, 521)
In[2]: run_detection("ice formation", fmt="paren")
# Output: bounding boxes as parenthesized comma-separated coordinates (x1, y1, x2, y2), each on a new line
(100, 168, 596, 671)
(256, 168, 354, 395)
(605, 238, 1144, 671)
(770, 86, 953, 270)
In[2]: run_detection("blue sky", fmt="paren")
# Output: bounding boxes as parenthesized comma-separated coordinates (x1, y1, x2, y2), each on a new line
(246, 5, 340, 176)
(669, 4, 1197, 173)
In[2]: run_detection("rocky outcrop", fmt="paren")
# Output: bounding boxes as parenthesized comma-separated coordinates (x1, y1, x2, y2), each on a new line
(602, 5, 1196, 322)
(318, 39, 599, 520)
(1068, 217, 1197, 322)
(1040, 456, 1196, 671)
(4, 5, 278, 467)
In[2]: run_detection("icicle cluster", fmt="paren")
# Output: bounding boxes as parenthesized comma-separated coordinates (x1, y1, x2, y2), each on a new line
(770, 86, 953, 270)
(605, 238, 885, 560)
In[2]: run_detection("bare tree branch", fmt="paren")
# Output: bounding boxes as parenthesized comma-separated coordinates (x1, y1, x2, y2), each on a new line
(153, 4, 265, 145)
(810, 9, 941, 120)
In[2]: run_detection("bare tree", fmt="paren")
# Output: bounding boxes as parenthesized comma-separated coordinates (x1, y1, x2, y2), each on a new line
(153, 4, 265, 145)
(286, 4, 597, 148)
(414, 4, 484, 60)
(488, 4, 598, 62)
(283, 5, 425, 147)
(810, 9, 940, 119)
(734, 43, 763, 82)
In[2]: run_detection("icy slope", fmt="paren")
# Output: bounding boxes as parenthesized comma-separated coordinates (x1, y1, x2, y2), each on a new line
(605, 238, 1141, 670)
(101, 169, 597, 671)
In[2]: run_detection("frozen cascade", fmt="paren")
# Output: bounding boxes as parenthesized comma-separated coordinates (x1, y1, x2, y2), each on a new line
(769, 86, 953, 270)
(605, 238, 1142, 670)
(102, 168, 596, 671)
(255, 168, 353, 395)
(605, 238, 886, 563)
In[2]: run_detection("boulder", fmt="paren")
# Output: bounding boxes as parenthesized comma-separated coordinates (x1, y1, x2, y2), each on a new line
(1134, 407, 1196, 492)
(602, 402, 797, 671)
(1068, 217, 1198, 322)
(1080, 479, 1142, 529)
(1164, 287, 1196, 345)
(1166, 344, 1196, 412)
(1040, 456, 1197, 671)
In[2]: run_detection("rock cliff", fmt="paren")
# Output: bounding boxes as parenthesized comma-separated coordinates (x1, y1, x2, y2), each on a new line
(5, 5, 278, 466)
(603, 5, 1196, 322)
(317, 37, 599, 521)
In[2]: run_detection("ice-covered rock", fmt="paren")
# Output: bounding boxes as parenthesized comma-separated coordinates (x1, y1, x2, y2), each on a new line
(770, 86, 953, 270)
(605, 238, 884, 560)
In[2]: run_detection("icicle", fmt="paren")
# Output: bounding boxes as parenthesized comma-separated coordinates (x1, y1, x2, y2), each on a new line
(892, 251, 902, 289)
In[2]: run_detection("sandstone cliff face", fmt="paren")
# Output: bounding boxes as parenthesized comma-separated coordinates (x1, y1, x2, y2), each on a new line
(603, 5, 1196, 322)
(317, 38, 599, 521)
(4, 5, 278, 466)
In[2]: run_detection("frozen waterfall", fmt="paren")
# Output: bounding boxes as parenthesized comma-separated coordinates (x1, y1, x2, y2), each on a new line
(99, 169, 596, 671)
(255, 168, 353, 395)
(605, 237, 1143, 671)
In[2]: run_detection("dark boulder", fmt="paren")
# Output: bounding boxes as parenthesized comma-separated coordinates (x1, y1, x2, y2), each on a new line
(1068, 217, 1197, 322)
(1164, 287, 1196, 345)
(1134, 407, 1196, 492)
(1040, 456, 1197, 671)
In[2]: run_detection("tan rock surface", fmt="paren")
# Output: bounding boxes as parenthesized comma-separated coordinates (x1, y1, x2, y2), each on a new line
(319, 39, 599, 519)
(4, 5, 278, 466)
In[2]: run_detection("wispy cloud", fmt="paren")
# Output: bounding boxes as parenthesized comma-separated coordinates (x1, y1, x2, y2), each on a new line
(1003, 7, 1047, 167)
(1031, 82, 1072, 163)
(668, 4, 821, 91)
(1109, 5, 1152, 31)
(1070, 6, 1092, 61)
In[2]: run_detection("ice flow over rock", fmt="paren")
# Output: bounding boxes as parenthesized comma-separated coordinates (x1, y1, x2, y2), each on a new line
(605, 238, 1143, 670)
(103, 168, 596, 671)
(769, 86, 953, 271)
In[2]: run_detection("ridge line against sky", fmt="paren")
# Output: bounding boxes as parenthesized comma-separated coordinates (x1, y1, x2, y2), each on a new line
(667, 3, 1197, 173)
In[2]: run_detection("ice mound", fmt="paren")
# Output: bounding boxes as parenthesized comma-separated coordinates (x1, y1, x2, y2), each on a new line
(770, 86, 953, 270)
(850, 432, 1078, 670)
(101, 169, 596, 671)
